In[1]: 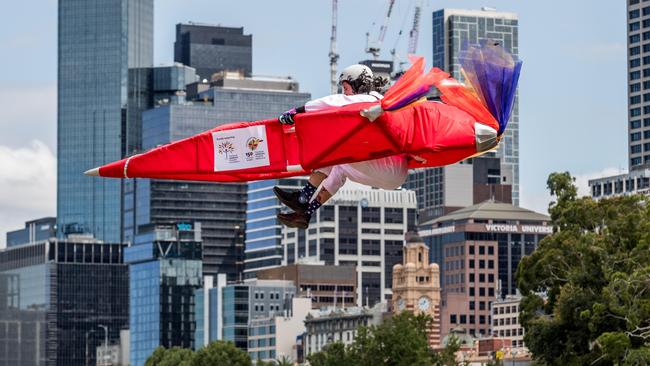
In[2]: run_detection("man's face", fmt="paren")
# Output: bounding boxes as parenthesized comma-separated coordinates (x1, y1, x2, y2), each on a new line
(342, 81, 354, 96)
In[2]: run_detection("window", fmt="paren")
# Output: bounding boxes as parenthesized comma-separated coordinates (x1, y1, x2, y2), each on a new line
(488, 274, 495, 283)
(631, 34, 641, 44)
(645, 31, 650, 40)
(488, 288, 495, 297)
(450, 314, 457, 323)
(469, 301, 475, 310)
(645, 130, 650, 139)
(632, 108, 642, 117)
(469, 260, 475, 269)
(632, 95, 642, 104)
(479, 287, 486, 296)
(632, 144, 643, 154)
(479, 273, 486, 282)
(644, 142, 650, 151)
(488, 260, 495, 269)
(460, 315, 467, 324)
(643, 6, 650, 16)
(631, 9, 641, 19)
(632, 83, 642, 93)
(631, 70, 641, 80)
(631, 22, 641, 32)
(479, 246, 485, 255)
(469, 287, 475, 296)
(632, 157, 643, 166)
(488, 246, 494, 255)
(469, 245, 475, 255)
(644, 18, 650, 28)
(479, 260, 485, 269)
(631, 47, 641, 57)
(469, 273, 475, 282)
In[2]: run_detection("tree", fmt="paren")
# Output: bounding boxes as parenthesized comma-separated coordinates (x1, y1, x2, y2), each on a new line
(516, 172, 650, 365)
(145, 346, 193, 366)
(145, 341, 252, 366)
(192, 341, 252, 366)
(430, 335, 460, 366)
(308, 312, 460, 366)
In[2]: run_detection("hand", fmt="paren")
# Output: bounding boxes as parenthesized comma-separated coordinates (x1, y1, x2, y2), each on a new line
(279, 108, 297, 125)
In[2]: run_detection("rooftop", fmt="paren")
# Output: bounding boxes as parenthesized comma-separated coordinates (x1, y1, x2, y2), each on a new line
(422, 200, 550, 226)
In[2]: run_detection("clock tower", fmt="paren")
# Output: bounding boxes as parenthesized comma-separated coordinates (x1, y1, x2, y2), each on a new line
(392, 232, 442, 347)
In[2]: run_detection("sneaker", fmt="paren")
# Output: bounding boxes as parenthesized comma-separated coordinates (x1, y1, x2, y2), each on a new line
(277, 211, 311, 229)
(273, 186, 309, 213)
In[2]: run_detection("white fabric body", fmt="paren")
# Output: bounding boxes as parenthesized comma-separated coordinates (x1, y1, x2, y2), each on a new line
(317, 155, 408, 195)
(304, 91, 382, 112)
(303, 91, 408, 195)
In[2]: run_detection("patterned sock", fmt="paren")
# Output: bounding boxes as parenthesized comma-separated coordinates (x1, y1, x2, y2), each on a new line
(298, 182, 317, 204)
(305, 198, 322, 216)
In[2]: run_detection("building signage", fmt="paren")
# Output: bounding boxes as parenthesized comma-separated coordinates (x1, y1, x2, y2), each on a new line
(485, 224, 552, 234)
(419, 226, 456, 236)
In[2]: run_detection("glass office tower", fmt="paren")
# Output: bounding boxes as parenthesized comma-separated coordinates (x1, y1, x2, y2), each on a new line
(174, 24, 253, 80)
(57, 0, 153, 242)
(0, 240, 128, 366)
(126, 224, 203, 366)
(405, 8, 520, 219)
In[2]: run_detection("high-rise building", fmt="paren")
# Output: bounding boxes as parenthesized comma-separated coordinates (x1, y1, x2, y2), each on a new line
(57, 0, 153, 241)
(125, 223, 204, 366)
(174, 23, 253, 81)
(125, 72, 310, 280)
(220, 280, 296, 350)
(5, 217, 56, 248)
(418, 200, 550, 338)
(406, 8, 519, 219)
(588, 2, 650, 198)
(0, 239, 128, 366)
(245, 184, 417, 307)
(247, 297, 312, 362)
(628, 2, 650, 170)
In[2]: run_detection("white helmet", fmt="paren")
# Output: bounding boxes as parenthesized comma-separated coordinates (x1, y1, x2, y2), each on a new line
(339, 64, 374, 94)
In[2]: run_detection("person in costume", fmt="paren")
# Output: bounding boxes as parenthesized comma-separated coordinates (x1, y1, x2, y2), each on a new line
(273, 64, 408, 229)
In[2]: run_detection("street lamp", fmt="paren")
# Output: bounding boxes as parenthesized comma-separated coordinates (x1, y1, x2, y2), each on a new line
(98, 325, 108, 365)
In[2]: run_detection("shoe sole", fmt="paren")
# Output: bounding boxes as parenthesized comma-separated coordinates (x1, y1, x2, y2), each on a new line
(273, 187, 307, 213)
(277, 215, 309, 229)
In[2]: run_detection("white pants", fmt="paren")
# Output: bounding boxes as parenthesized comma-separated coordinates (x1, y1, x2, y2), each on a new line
(317, 154, 408, 195)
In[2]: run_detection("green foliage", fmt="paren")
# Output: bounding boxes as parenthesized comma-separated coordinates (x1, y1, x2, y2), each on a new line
(144, 341, 252, 366)
(145, 346, 193, 366)
(308, 312, 462, 366)
(192, 341, 252, 366)
(516, 172, 650, 365)
(430, 335, 460, 366)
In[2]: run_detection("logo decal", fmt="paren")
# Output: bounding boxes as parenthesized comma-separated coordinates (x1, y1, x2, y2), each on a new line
(217, 141, 235, 158)
(247, 137, 264, 151)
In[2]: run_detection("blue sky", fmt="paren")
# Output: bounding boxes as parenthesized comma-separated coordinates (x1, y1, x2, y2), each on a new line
(0, 0, 628, 246)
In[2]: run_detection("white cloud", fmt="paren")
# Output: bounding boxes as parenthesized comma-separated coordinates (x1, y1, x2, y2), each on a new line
(0, 141, 56, 248)
(0, 84, 57, 150)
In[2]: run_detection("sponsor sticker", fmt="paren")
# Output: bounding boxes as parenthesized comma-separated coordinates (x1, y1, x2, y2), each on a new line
(213, 125, 270, 171)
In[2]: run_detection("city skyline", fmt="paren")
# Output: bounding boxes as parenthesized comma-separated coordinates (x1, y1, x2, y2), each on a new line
(0, 0, 627, 247)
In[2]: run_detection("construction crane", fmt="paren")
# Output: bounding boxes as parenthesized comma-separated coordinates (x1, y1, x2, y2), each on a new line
(329, 0, 340, 94)
(407, 3, 421, 54)
(391, 1, 422, 78)
(365, 0, 396, 59)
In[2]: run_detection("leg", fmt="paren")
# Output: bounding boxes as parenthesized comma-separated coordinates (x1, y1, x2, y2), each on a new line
(274, 169, 331, 213)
